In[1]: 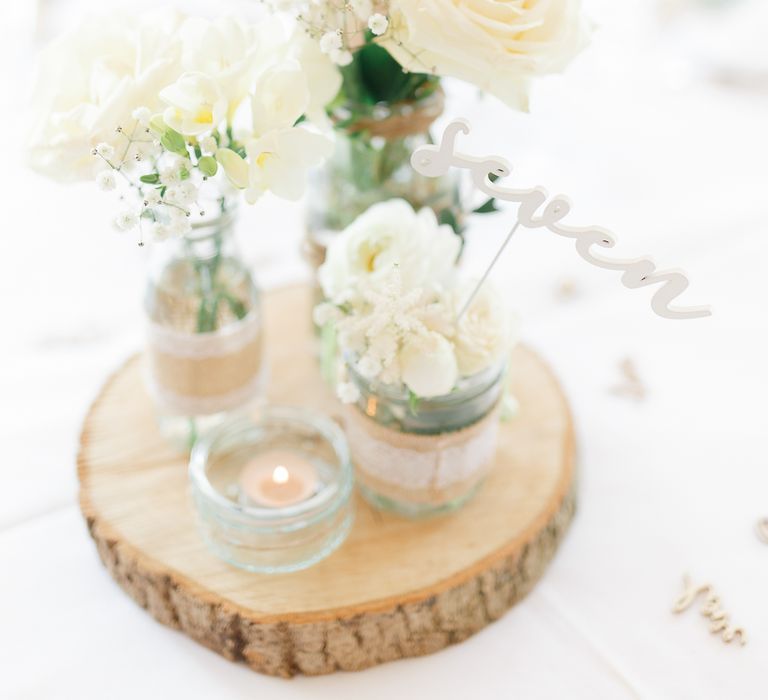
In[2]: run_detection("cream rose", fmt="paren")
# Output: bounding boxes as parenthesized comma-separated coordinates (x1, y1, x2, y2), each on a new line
(400, 331, 458, 398)
(380, 0, 588, 109)
(319, 199, 460, 302)
(27, 10, 184, 181)
(454, 283, 514, 376)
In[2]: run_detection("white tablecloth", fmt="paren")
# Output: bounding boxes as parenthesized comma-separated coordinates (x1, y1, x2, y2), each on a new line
(3, 1, 767, 698)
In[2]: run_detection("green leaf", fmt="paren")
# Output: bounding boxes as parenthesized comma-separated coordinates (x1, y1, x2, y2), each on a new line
(488, 172, 500, 183)
(160, 128, 187, 156)
(198, 156, 218, 177)
(473, 198, 498, 214)
(139, 173, 160, 184)
(408, 391, 420, 416)
(438, 208, 458, 231)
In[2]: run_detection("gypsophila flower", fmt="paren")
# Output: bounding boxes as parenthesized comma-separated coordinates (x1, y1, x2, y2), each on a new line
(151, 222, 171, 241)
(144, 188, 162, 206)
(168, 217, 192, 238)
(95, 142, 115, 160)
(319, 30, 343, 54)
(350, 0, 373, 20)
(159, 166, 182, 186)
(330, 49, 353, 67)
(200, 136, 218, 154)
(313, 302, 342, 327)
(337, 381, 361, 404)
(356, 354, 382, 379)
(368, 13, 388, 36)
(96, 170, 117, 191)
(131, 106, 152, 125)
(113, 210, 139, 232)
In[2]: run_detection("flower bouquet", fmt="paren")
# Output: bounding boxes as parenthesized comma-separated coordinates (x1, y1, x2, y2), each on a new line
(315, 199, 515, 516)
(27, 10, 339, 446)
(278, 0, 588, 264)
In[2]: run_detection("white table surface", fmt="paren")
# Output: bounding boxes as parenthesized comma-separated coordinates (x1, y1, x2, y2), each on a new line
(3, 1, 767, 698)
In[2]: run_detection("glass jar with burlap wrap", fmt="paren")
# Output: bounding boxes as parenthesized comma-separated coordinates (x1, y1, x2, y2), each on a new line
(144, 206, 264, 449)
(304, 89, 464, 273)
(343, 359, 507, 517)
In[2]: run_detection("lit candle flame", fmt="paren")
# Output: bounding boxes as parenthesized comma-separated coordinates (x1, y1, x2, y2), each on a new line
(272, 465, 289, 485)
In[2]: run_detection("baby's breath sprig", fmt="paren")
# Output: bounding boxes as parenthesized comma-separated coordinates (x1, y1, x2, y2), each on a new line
(91, 109, 241, 246)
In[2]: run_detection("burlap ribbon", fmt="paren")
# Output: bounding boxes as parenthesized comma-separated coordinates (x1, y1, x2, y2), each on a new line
(146, 312, 263, 416)
(343, 399, 501, 506)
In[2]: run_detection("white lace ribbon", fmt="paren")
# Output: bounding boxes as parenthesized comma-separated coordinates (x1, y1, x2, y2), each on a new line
(344, 403, 500, 493)
(146, 311, 261, 358)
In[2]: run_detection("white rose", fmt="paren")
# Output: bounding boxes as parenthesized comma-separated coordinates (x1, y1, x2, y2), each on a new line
(319, 199, 460, 302)
(381, 0, 588, 109)
(27, 10, 184, 181)
(160, 72, 227, 136)
(400, 331, 458, 398)
(453, 283, 514, 376)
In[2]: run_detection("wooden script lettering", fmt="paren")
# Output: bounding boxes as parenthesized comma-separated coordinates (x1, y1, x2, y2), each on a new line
(411, 120, 712, 321)
(672, 575, 746, 646)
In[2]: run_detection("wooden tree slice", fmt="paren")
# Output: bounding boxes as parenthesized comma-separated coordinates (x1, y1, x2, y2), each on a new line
(78, 285, 576, 678)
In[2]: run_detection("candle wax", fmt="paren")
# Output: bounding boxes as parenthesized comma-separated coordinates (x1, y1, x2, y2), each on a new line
(239, 449, 319, 507)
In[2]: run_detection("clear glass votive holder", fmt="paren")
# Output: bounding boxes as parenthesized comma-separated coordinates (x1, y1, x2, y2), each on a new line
(189, 407, 354, 573)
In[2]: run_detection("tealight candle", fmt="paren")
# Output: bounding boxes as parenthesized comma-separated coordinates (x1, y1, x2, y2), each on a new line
(189, 408, 353, 573)
(239, 449, 319, 507)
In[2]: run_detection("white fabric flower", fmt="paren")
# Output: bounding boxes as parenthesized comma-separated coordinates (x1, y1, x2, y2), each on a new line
(337, 381, 361, 404)
(379, 0, 588, 110)
(160, 72, 226, 137)
(368, 13, 388, 36)
(27, 9, 184, 182)
(453, 282, 513, 376)
(319, 199, 460, 303)
(96, 170, 116, 191)
(399, 331, 458, 398)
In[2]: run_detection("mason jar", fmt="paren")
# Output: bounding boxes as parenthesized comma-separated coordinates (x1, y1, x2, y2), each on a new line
(343, 359, 507, 517)
(144, 205, 265, 450)
(304, 89, 463, 273)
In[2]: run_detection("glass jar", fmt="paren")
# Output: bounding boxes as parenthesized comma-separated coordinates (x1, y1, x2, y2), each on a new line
(144, 205, 264, 450)
(344, 360, 507, 517)
(304, 90, 463, 273)
(189, 408, 354, 573)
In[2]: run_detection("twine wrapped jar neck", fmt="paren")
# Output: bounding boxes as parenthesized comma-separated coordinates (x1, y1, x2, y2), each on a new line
(333, 88, 445, 141)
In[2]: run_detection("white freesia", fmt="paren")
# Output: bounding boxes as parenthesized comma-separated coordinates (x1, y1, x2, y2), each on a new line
(319, 199, 460, 302)
(251, 62, 310, 134)
(244, 126, 333, 201)
(287, 29, 342, 125)
(381, 0, 588, 109)
(160, 72, 227, 137)
(399, 331, 458, 398)
(27, 10, 183, 181)
(453, 283, 514, 376)
(177, 16, 283, 120)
